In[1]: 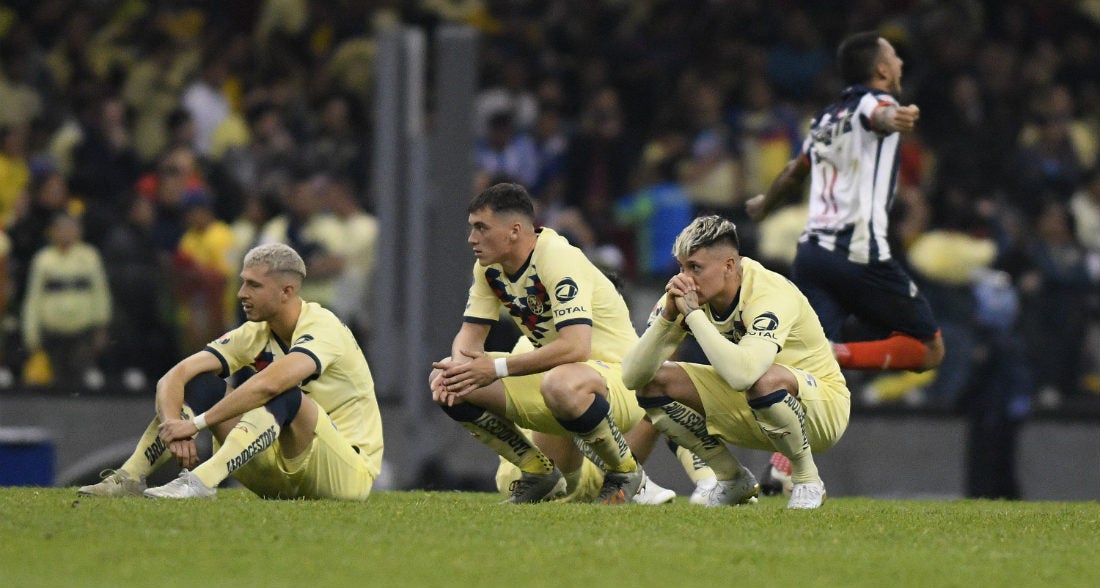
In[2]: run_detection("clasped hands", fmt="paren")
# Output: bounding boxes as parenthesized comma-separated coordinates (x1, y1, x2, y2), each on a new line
(157, 418, 201, 469)
(662, 274, 701, 321)
(431, 350, 495, 406)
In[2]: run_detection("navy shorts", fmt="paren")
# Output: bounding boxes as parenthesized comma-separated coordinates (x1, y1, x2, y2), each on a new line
(791, 241, 939, 342)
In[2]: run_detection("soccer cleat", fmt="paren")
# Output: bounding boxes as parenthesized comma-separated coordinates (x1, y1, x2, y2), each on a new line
(502, 469, 567, 504)
(597, 468, 646, 505)
(143, 469, 217, 500)
(77, 469, 147, 497)
(705, 466, 760, 507)
(632, 475, 676, 505)
(689, 476, 718, 505)
(787, 480, 827, 509)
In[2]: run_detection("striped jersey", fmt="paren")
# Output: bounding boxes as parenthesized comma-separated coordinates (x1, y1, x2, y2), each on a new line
(799, 84, 902, 264)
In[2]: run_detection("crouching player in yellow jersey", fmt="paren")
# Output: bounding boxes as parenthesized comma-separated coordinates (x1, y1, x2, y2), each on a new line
(623, 216, 850, 509)
(431, 182, 649, 505)
(78, 243, 383, 500)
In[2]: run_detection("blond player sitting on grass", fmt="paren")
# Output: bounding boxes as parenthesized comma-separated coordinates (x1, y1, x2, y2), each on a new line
(79, 243, 383, 500)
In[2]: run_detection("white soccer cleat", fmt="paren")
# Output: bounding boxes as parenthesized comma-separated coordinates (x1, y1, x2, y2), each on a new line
(787, 480, 827, 509)
(632, 475, 676, 505)
(77, 469, 146, 497)
(689, 476, 718, 506)
(143, 469, 217, 500)
(705, 467, 759, 507)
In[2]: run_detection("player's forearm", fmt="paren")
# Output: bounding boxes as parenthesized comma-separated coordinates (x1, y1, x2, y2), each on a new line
(504, 336, 589, 376)
(684, 311, 775, 390)
(622, 315, 685, 390)
(759, 158, 808, 218)
(451, 322, 490, 361)
(155, 370, 189, 424)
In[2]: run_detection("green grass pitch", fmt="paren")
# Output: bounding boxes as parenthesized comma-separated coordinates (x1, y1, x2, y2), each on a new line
(1, 488, 1097, 587)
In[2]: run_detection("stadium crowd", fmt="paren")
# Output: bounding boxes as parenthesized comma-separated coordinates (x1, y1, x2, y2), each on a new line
(0, 0, 1097, 424)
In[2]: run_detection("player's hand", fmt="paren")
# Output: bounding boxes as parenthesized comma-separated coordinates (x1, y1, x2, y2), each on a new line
(673, 289, 700, 317)
(746, 194, 767, 222)
(434, 350, 494, 404)
(168, 438, 199, 469)
(893, 104, 920, 132)
(158, 418, 199, 444)
(430, 357, 459, 405)
(662, 274, 695, 320)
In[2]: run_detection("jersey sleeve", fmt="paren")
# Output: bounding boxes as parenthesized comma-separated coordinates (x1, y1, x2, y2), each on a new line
(738, 280, 800, 352)
(287, 316, 344, 385)
(463, 262, 501, 324)
(858, 92, 899, 134)
(205, 324, 265, 377)
(544, 250, 594, 329)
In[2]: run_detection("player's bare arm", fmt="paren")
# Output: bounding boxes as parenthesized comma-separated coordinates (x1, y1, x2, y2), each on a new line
(747, 156, 811, 222)
(871, 103, 920, 133)
(158, 351, 317, 444)
(436, 323, 594, 400)
(153, 350, 224, 467)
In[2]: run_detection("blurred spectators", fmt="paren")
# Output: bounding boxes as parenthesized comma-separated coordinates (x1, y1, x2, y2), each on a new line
(0, 0, 1096, 408)
(20, 213, 110, 388)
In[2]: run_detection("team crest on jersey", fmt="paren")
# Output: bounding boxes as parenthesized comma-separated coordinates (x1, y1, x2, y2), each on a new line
(294, 334, 314, 345)
(554, 278, 579, 303)
(486, 268, 552, 340)
(526, 294, 546, 314)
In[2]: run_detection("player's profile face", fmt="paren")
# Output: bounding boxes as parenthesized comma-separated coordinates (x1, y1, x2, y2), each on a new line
(878, 38, 904, 94)
(467, 208, 511, 266)
(237, 264, 281, 322)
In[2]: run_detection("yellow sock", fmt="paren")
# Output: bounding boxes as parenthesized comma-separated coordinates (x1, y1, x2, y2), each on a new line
(749, 391, 819, 484)
(119, 405, 195, 479)
(575, 413, 637, 474)
(675, 445, 716, 483)
(193, 407, 280, 488)
(459, 410, 554, 475)
(640, 398, 742, 480)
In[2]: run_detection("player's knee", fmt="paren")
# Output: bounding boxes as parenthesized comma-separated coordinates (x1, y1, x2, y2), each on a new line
(634, 364, 675, 399)
(746, 367, 796, 400)
(541, 365, 600, 413)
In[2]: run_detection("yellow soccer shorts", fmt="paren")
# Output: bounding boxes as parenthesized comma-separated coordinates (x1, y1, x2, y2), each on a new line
(677, 362, 850, 453)
(491, 352, 645, 437)
(227, 408, 375, 500)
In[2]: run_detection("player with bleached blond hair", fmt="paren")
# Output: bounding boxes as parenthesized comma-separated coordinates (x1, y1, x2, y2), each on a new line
(79, 243, 382, 500)
(623, 215, 850, 509)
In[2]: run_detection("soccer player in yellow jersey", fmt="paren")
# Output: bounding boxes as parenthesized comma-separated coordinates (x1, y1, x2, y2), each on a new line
(431, 182, 649, 504)
(623, 215, 850, 509)
(78, 243, 383, 500)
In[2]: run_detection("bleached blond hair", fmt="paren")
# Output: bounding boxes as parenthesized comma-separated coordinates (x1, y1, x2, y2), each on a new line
(243, 243, 307, 281)
(672, 215, 741, 259)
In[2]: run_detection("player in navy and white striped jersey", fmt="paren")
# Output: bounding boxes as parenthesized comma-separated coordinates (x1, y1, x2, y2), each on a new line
(747, 31, 945, 491)
(748, 31, 943, 373)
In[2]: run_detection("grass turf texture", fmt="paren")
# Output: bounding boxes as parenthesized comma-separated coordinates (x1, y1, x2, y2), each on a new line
(2, 488, 1098, 587)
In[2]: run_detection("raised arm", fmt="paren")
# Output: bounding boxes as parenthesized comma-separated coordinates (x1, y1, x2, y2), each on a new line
(746, 155, 811, 222)
(871, 103, 920, 134)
